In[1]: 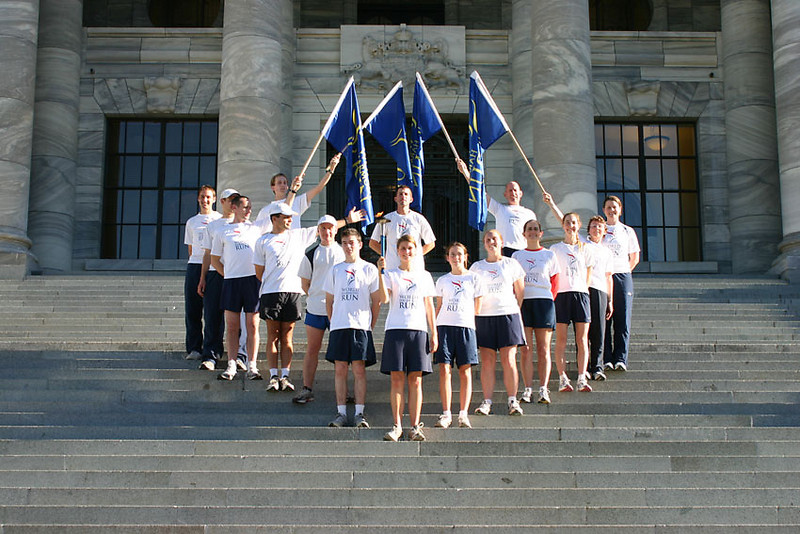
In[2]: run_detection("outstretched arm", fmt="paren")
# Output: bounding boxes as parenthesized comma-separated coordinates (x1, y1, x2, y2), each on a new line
(542, 191, 564, 223)
(305, 153, 341, 203)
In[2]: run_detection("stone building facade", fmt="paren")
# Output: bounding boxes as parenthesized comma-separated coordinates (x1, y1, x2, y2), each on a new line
(1, 0, 798, 280)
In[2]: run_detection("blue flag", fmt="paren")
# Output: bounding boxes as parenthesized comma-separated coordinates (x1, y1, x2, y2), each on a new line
(409, 73, 443, 212)
(321, 78, 374, 229)
(363, 82, 415, 208)
(468, 71, 509, 231)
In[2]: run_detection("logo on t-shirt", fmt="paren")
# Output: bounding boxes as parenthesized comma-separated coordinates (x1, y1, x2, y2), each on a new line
(487, 269, 500, 280)
(451, 280, 464, 295)
(401, 277, 417, 292)
(345, 268, 356, 285)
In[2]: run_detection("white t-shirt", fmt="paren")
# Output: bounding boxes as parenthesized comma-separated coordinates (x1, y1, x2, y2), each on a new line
(323, 259, 380, 331)
(184, 212, 221, 264)
(210, 221, 262, 279)
(298, 242, 345, 316)
(469, 257, 525, 317)
(253, 226, 318, 295)
(369, 210, 435, 271)
(382, 268, 437, 332)
(204, 215, 233, 272)
(435, 271, 485, 329)
(511, 248, 560, 300)
(255, 193, 310, 233)
(550, 241, 596, 294)
(603, 222, 640, 274)
(586, 241, 613, 293)
(488, 197, 536, 251)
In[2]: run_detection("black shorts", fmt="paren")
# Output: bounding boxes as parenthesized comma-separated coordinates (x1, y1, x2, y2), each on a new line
(434, 326, 479, 368)
(259, 292, 302, 322)
(554, 291, 591, 325)
(220, 276, 260, 313)
(520, 298, 556, 330)
(325, 328, 377, 366)
(380, 329, 432, 376)
(475, 314, 525, 350)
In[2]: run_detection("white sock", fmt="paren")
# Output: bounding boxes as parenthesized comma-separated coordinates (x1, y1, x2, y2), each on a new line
(337, 405, 347, 416)
(270, 368, 278, 378)
(249, 362, 258, 373)
(280, 367, 290, 378)
(458, 410, 468, 418)
(524, 387, 532, 394)
(442, 410, 451, 418)
(226, 360, 237, 372)
(508, 396, 517, 404)
(484, 399, 493, 405)
(355, 404, 365, 416)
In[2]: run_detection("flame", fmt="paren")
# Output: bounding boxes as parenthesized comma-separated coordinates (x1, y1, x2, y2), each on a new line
(375, 211, 384, 218)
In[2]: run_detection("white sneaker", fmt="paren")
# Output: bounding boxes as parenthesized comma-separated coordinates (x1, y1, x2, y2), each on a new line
(537, 386, 551, 404)
(520, 388, 533, 403)
(409, 423, 426, 441)
(474, 400, 492, 416)
(435, 414, 452, 428)
(615, 362, 628, 372)
(457, 413, 472, 428)
(384, 424, 403, 442)
(577, 375, 592, 392)
(558, 375, 574, 393)
(508, 399, 523, 416)
(279, 376, 295, 391)
(354, 413, 369, 428)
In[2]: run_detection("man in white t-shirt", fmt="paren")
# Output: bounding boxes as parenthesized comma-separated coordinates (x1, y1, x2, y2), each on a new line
(255, 154, 341, 232)
(368, 185, 436, 270)
(183, 185, 221, 360)
(602, 195, 640, 372)
(253, 203, 364, 393)
(292, 215, 346, 404)
(323, 228, 382, 428)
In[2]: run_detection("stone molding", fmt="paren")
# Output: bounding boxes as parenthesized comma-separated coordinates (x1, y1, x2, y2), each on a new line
(143, 77, 180, 113)
(625, 81, 661, 116)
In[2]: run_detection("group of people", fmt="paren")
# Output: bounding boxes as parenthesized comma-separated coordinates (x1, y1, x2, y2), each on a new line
(183, 155, 640, 442)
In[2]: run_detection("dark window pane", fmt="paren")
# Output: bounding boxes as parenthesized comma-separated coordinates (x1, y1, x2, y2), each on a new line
(165, 123, 182, 153)
(110, 157, 124, 187)
(597, 193, 606, 213)
(681, 228, 701, 261)
(661, 125, 678, 156)
(120, 226, 139, 258)
(645, 159, 661, 190)
(142, 156, 159, 188)
(124, 156, 142, 188)
(665, 227, 679, 261)
(126, 122, 143, 152)
(623, 159, 639, 190)
(605, 125, 621, 156)
(140, 190, 159, 224)
(643, 125, 660, 156)
(623, 192, 642, 226)
(162, 190, 180, 224)
(201, 122, 218, 154)
(122, 190, 140, 224)
(595, 124, 604, 155)
(200, 156, 216, 183)
(165, 156, 181, 188)
(596, 159, 606, 189)
(161, 225, 179, 259)
(663, 193, 680, 226)
(662, 159, 679, 190)
(605, 159, 623, 189)
(681, 192, 699, 227)
(646, 193, 663, 226)
(679, 125, 696, 156)
(679, 159, 696, 190)
(647, 227, 665, 261)
(116, 191, 124, 224)
(117, 122, 126, 152)
(143, 122, 161, 153)
(183, 122, 200, 153)
(181, 190, 198, 222)
(139, 225, 157, 259)
(621, 125, 638, 156)
(181, 156, 199, 188)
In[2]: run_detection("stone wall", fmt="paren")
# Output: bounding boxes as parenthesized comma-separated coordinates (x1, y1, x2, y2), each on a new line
(650, 0, 721, 31)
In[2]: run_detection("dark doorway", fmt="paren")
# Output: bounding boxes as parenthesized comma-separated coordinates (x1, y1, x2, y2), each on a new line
(326, 116, 478, 272)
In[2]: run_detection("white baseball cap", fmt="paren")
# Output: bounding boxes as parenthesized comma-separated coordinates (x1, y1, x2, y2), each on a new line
(219, 188, 239, 199)
(317, 215, 337, 227)
(268, 202, 298, 217)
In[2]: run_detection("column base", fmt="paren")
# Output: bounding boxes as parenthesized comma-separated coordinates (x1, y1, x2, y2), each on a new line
(0, 230, 34, 280)
(768, 232, 800, 283)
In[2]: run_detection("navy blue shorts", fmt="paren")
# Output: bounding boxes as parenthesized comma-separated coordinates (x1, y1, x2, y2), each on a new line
(380, 329, 432, 376)
(520, 298, 556, 330)
(220, 276, 260, 313)
(475, 314, 525, 350)
(434, 326, 479, 368)
(259, 292, 301, 322)
(325, 328, 377, 366)
(555, 291, 591, 325)
(304, 312, 330, 331)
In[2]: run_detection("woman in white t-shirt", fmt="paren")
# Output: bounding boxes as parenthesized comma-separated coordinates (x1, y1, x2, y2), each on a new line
(512, 219, 560, 405)
(378, 235, 438, 442)
(469, 230, 526, 417)
(551, 212, 596, 394)
(433, 242, 484, 430)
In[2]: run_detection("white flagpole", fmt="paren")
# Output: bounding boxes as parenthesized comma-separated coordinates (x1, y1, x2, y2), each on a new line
(297, 77, 354, 179)
(415, 72, 461, 160)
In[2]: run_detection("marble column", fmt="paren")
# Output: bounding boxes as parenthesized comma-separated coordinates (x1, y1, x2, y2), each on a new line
(217, 0, 292, 209)
(530, 0, 596, 238)
(770, 0, 800, 282)
(511, 0, 536, 214)
(721, 0, 781, 274)
(0, 0, 39, 279)
(28, 0, 82, 273)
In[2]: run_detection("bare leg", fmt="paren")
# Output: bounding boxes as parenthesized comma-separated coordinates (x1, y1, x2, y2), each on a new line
(438, 363, 452, 413)
(407, 371, 423, 427)
(245, 312, 258, 363)
(478, 347, 496, 400)
(498, 346, 519, 397)
(554, 323, 569, 376)
(458, 364, 472, 412)
(352, 361, 367, 405)
(265, 319, 280, 370)
(520, 327, 535, 389)
(302, 325, 325, 389)
(574, 322, 590, 377)
(278, 321, 295, 369)
(224, 311, 240, 363)
(389, 371, 405, 427)
(334, 361, 349, 405)
(535, 328, 553, 387)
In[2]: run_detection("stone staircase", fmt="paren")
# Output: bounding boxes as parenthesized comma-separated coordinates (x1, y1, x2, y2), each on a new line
(0, 273, 799, 531)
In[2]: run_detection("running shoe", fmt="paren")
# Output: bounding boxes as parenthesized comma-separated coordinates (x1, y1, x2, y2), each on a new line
(520, 388, 533, 403)
(292, 387, 315, 404)
(329, 413, 347, 428)
(537, 386, 551, 404)
(577, 375, 592, 392)
(508, 399, 523, 416)
(236, 355, 247, 371)
(409, 423, 426, 441)
(199, 359, 216, 371)
(384, 424, 403, 442)
(185, 350, 202, 360)
(217, 368, 236, 381)
(458, 413, 472, 428)
(592, 369, 607, 381)
(435, 414, 452, 428)
(604, 362, 615, 372)
(354, 413, 370, 428)
(246, 369, 263, 380)
(558, 375, 574, 393)
(615, 362, 628, 372)
(279, 376, 295, 391)
(266, 375, 280, 391)
(474, 400, 492, 416)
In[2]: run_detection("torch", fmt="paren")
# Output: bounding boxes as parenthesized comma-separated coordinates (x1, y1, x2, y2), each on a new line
(374, 212, 388, 272)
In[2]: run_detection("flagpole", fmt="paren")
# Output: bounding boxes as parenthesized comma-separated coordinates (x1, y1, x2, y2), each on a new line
(507, 129, 547, 193)
(415, 72, 461, 160)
